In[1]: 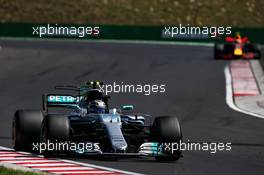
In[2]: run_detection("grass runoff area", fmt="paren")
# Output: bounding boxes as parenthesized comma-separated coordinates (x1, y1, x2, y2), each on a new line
(0, 166, 40, 175)
(0, 0, 263, 27)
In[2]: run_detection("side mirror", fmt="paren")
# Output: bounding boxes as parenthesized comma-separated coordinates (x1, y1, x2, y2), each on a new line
(122, 105, 134, 111)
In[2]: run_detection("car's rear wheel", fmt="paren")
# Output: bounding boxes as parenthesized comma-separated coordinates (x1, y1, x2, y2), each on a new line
(152, 116, 182, 161)
(13, 110, 43, 151)
(41, 115, 70, 157)
(214, 44, 224, 59)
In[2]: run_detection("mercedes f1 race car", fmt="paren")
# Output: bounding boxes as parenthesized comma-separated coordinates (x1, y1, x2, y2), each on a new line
(214, 34, 262, 59)
(12, 81, 182, 161)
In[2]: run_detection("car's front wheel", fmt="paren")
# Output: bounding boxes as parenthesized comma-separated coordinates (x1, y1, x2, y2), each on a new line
(152, 116, 182, 161)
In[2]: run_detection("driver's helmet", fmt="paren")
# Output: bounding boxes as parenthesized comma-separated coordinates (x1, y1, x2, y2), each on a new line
(235, 32, 242, 43)
(88, 100, 106, 113)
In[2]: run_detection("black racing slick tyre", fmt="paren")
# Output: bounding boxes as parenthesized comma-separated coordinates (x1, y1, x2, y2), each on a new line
(13, 110, 44, 151)
(152, 116, 182, 161)
(214, 44, 224, 59)
(41, 115, 70, 157)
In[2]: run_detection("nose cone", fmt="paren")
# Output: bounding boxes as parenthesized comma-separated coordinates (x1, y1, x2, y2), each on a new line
(112, 136, 128, 151)
(104, 123, 128, 152)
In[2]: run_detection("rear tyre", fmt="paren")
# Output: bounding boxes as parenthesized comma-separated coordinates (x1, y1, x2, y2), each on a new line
(13, 110, 43, 151)
(41, 115, 70, 157)
(152, 116, 182, 162)
(214, 44, 224, 59)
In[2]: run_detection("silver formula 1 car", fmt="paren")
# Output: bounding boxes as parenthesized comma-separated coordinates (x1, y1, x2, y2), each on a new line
(13, 81, 182, 161)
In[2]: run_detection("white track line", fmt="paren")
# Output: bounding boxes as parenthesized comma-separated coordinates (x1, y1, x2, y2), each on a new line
(0, 37, 214, 47)
(0, 147, 13, 151)
(225, 65, 264, 119)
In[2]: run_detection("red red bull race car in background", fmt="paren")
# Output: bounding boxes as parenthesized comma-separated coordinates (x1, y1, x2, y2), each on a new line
(214, 33, 262, 59)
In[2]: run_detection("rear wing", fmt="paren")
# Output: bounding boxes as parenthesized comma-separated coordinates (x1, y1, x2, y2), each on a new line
(42, 94, 79, 112)
(42, 81, 104, 112)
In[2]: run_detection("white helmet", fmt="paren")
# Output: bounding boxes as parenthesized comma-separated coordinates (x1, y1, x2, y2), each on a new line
(88, 100, 106, 113)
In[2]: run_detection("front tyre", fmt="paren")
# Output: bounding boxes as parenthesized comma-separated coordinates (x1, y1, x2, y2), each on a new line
(152, 116, 182, 161)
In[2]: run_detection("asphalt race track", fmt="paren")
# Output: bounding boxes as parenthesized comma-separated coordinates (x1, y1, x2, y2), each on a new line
(0, 39, 264, 175)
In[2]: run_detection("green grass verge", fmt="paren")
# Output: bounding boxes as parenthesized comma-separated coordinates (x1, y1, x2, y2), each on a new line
(0, 166, 41, 175)
(0, 0, 263, 27)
